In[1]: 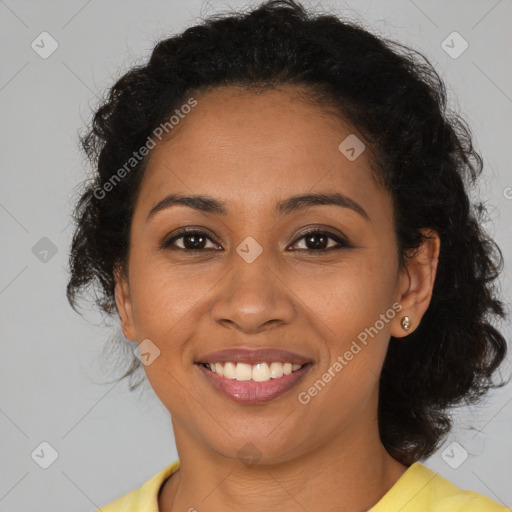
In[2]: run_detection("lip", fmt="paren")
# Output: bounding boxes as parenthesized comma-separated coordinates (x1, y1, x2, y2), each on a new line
(195, 347, 312, 366)
(196, 361, 312, 404)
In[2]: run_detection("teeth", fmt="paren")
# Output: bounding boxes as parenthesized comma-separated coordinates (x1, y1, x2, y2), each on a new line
(269, 361, 284, 379)
(204, 362, 304, 382)
(214, 362, 224, 377)
(235, 362, 253, 381)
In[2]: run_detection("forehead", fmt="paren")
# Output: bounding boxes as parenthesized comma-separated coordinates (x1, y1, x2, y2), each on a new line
(135, 85, 387, 220)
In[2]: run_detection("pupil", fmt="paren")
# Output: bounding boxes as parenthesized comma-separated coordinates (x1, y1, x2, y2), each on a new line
(181, 233, 329, 250)
(307, 234, 327, 250)
(184, 234, 206, 250)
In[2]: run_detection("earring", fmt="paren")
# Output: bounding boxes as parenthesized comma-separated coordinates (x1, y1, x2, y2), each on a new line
(401, 316, 411, 332)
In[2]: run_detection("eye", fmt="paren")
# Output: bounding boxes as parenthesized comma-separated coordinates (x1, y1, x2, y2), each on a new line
(160, 227, 351, 252)
(289, 228, 351, 252)
(161, 229, 221, 251)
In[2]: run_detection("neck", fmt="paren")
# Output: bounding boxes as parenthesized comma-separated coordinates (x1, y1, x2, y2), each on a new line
(158, 420, 408, 512)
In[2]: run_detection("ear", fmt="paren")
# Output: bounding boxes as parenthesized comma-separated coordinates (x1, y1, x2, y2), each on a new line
(114, 263, 136, 341)
(391, 229, 440, 338)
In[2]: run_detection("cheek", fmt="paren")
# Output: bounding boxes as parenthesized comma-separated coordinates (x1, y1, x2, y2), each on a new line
(294, 248, 397, 333)
(298, 248, 398, 391)
(295, 277, 395, 427)
(125, 258, 204, 407)
(126, 252, 222, 372)
(128, 250, 202, 327)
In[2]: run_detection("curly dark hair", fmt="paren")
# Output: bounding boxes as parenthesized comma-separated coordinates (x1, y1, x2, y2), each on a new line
(66, 0, 509, 466)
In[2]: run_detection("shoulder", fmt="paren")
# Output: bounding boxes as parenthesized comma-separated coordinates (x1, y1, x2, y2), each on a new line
(371, 462, 511, 512)
(95, 460, 180, 512)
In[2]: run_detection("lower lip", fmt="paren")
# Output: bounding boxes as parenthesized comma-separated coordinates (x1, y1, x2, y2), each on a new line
(196, 363, 312, 404)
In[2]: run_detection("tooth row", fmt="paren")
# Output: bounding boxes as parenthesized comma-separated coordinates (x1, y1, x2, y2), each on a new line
(206, 362, 303, 381)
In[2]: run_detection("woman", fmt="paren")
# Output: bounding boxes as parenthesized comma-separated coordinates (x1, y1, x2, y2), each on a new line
(66, 1, 510, 510)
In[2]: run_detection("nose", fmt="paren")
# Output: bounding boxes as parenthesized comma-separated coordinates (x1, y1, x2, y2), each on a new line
(209, 253, 297, 335)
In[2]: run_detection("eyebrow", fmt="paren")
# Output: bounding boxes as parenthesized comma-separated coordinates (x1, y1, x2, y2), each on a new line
(146, 191, 370, 222)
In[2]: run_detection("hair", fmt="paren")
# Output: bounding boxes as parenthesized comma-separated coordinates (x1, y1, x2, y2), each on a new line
(66, 0, 509, 466)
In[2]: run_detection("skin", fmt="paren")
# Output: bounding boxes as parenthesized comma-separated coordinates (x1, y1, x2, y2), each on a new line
(114, 85, 440, 512)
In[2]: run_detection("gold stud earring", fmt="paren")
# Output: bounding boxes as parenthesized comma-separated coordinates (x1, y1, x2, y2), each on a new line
(401, 316, 411, 332)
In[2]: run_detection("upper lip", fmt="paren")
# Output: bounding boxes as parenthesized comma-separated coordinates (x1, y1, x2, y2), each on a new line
(195, 347, 312, 365)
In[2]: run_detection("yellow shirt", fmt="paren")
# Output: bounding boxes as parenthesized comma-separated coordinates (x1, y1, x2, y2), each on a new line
(96, 460, 511, 512)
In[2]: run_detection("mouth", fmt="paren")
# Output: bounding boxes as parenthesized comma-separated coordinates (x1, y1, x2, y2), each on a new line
(197, 361, 307, 381)
(194, 347, 313, 404)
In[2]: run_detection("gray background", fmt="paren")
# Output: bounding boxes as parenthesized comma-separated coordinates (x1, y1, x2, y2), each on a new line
(1, 0, 511, 510)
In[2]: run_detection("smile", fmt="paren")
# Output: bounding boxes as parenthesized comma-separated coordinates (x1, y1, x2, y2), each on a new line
(196, 361, 312, 403)
(202, 361, 304, 381)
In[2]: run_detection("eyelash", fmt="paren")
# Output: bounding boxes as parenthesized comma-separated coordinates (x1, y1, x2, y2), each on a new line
(160, 227, 351, 253)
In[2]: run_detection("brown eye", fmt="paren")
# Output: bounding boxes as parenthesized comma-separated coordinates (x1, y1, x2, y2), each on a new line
(161, 230, 220, 251)
(289, 229, 350, 252)
(160, 227, 351, 253)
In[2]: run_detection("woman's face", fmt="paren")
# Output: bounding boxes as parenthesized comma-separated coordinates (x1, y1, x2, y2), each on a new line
(115, 85, 432, 463)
